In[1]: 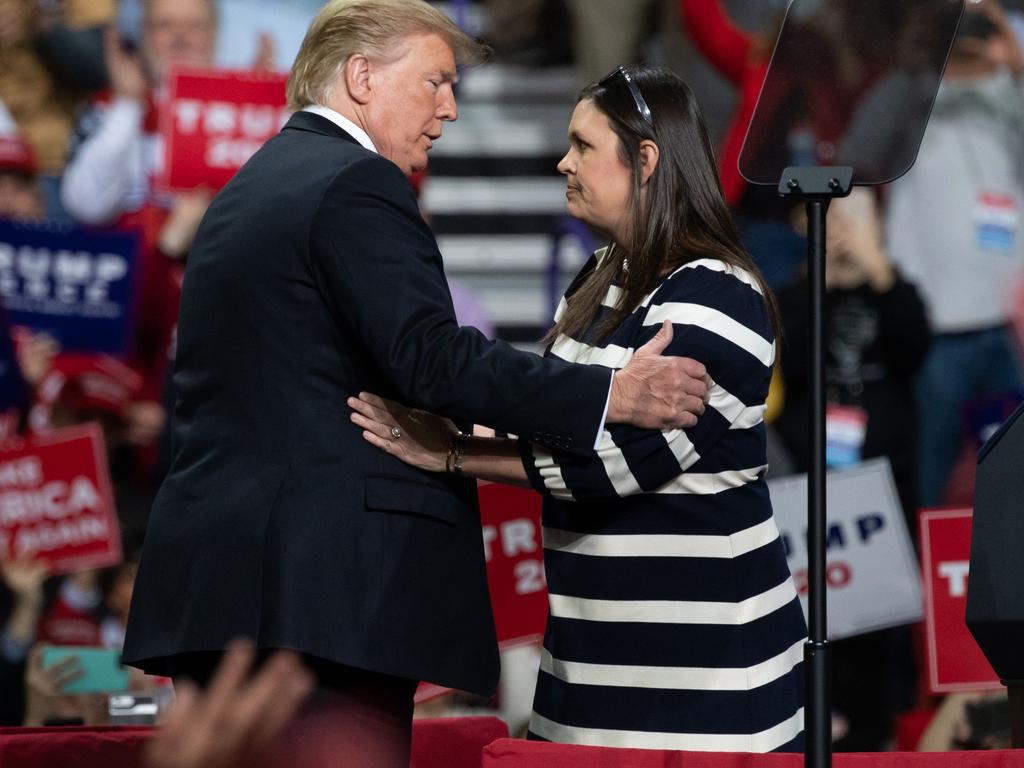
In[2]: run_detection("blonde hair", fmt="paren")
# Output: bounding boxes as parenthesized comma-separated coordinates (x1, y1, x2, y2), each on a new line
(286, 0, 486, 111)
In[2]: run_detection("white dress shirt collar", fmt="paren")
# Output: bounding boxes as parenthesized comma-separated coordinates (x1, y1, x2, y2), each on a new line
(301, 105, 378, 154)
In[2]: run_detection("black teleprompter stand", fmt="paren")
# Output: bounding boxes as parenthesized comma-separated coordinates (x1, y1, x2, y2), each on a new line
(779, 166, 853, 768)
(737, 3, 962, 762)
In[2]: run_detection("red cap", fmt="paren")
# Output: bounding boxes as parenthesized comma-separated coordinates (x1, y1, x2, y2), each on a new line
(0, 135, 38, 175)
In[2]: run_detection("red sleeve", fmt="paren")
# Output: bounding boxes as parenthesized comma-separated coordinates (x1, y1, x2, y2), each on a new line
(117, 205, 180, 403)
(679, 0, 752, 86)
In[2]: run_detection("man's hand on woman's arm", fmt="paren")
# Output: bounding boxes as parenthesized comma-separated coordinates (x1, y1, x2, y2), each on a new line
(607, 320, 710, 430)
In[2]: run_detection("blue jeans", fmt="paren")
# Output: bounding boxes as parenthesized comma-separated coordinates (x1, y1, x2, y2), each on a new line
(916, 326, 1024, 507)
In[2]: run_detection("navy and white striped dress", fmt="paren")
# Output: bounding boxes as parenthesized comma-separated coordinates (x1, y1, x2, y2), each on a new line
(520, 249, 806, 752)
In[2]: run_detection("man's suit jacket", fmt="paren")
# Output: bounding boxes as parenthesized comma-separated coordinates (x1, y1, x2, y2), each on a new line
(122, 112, 611, 696)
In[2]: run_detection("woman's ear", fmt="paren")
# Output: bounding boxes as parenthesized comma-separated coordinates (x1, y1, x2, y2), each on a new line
(639, 140, 660, 186)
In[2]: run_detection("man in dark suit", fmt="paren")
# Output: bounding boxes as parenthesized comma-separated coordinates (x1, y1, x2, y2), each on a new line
(123, 1, 708, 763)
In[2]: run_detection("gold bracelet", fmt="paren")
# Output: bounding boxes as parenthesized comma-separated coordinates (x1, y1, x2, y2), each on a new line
(451, 432, 467, 476)
(445, 435, 457, 473)
(446, 432, 465, 474)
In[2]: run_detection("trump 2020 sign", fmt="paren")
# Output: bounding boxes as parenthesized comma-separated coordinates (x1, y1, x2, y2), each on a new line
(768, 459, 923, 639)
(162, 67, 290, 191)
(0, 222, 139, 357)
(920, 508, 1001, 693)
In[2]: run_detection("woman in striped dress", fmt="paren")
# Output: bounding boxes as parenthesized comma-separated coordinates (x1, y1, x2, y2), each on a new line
(349, 65, 806, 753)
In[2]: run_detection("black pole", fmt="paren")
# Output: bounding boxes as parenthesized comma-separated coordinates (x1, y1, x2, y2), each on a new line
(805, 198, 831, 768)
(778, 166, 850, 768)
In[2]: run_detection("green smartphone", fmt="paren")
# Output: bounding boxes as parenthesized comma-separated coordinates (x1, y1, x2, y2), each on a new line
(40, 646, 130, 694)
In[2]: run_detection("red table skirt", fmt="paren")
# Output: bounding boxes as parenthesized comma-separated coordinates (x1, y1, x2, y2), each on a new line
(0, 716, 509, 768)
(483, 739, 1024, 768)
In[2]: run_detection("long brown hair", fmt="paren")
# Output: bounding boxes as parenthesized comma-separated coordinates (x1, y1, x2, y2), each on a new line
(547, 66, 779, 345)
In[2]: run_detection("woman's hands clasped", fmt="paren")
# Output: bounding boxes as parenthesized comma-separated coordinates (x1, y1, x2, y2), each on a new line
(347, 393, 459, 473)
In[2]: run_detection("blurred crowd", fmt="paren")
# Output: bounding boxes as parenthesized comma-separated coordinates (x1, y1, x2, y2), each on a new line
(0, 0, 1021, 758)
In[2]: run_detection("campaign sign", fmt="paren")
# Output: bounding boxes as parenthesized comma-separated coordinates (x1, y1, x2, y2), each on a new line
(414, 482, 546, 703)
(163, 67, 290, 190)
(0, 423, 121, 575)
(479, 482, 547, 648)
(0, 221, 139, 357)
(768, 458, 923, 639)
(920, 508, 1001, 693)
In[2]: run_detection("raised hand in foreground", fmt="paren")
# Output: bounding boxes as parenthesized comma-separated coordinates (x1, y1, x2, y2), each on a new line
(146, 641, 314, 768)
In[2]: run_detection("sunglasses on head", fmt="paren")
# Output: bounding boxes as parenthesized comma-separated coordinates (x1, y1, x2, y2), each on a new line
(599, 66, 653, 127)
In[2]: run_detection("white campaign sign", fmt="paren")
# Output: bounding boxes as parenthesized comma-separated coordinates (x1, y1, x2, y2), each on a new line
(768, 458, 923, 639)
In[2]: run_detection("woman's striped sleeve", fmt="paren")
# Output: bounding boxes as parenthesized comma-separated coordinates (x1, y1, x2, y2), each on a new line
(519, 262, 774, 502)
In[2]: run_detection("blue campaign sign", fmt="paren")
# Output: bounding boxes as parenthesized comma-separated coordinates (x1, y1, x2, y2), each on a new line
(0, 221, 140, 357)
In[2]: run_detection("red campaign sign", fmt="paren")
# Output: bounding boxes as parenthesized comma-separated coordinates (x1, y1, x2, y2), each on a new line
(0, 423, 121, 575)
(920, 508, 1000, 693)
(479, 482, 548, 649)
(162, 67, 290, 191)
(415, 482, 547, 705)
